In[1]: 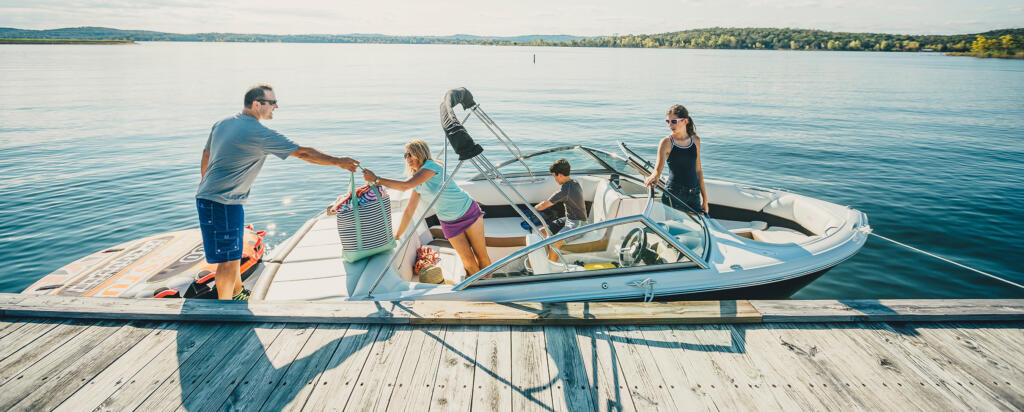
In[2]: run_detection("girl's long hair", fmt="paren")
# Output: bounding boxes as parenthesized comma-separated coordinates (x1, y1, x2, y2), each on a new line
(667, 104, 697, 137)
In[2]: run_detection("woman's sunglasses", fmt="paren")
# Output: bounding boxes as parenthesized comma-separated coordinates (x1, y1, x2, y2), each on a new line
(665, 118, 687, 125)
(404, 152, 414, 158)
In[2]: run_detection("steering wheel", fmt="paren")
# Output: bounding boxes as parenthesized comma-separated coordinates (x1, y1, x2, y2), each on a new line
(618, 227, 648, 268)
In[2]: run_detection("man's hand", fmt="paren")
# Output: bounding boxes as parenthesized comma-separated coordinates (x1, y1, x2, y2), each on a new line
(338, 157, 359, 172)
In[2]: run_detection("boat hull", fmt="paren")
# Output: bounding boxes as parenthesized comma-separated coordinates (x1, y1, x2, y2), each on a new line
(647, 266, 832, 301)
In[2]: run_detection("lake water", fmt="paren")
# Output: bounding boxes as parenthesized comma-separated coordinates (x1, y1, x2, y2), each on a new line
(1, 42, 1022, 298)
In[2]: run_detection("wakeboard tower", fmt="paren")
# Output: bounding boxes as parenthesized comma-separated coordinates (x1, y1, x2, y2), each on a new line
(22, 225, 266, 299)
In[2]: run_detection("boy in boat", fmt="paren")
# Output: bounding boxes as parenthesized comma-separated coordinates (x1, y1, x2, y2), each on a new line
(197, 84, 359, 300)
(534, 158, 587, 261)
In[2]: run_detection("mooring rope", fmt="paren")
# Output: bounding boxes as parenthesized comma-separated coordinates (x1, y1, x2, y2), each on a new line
(869, 232, 1024, 290)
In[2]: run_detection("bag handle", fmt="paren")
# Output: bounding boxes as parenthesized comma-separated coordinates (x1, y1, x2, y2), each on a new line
(369, 183, 391, 234)
(350, 172, 363, 251)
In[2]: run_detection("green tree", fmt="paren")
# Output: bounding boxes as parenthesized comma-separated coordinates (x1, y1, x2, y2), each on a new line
(1000, 35, 1015, 51)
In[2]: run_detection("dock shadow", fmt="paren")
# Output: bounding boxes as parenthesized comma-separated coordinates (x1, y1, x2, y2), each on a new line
(161, 299, 389, 411)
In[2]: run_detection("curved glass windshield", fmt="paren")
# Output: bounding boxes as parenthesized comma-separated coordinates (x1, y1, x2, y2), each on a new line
(644, 185, 709, 259)
(470, 146, 646, 180)
(463, 216, 700, 288)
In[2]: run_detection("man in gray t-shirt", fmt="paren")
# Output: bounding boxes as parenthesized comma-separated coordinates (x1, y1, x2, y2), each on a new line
(196, 84, 358, 300)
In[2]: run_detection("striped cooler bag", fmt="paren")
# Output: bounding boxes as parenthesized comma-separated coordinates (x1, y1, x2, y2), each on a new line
(333, 174, 396, 262)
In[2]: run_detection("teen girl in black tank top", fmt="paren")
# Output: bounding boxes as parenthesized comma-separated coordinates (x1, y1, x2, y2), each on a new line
(643, 104, 709, 215)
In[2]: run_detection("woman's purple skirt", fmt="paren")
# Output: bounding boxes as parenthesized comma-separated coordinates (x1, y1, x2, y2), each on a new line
(440, 201, 485, 239)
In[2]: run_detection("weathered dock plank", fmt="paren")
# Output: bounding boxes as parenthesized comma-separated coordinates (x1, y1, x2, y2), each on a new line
(258, 324, 350, 412)
(826, 323, 960, 410)
(861, 322, 1012, 410)
(0, 319, 97, 387)
(720, 324, 824, 410)
(471, 325, 513, 412)
(181, 324, 297, 411)
(691, 324, 804, 410)
(131, 323, 271, 411)
(660, 324, 777, 410)
(763, 324, 904, 410)
(385, 325, 446, 412)
(0, 319, 24, 339)
(0, 319, 65, 361)
(735, 325, 847, 410)
(544, 326, 597, 412)
(54, 321, 217, 412)
(92, 322, 226, 411)
(8, 293, 1024, 326)
(218, 325, 315, 411)
(429, 325, 480, 410)
(889, 322, 1024, 409)
(344, 325, 415, 411)
(410, 300, 761, 325)
(950, 322, 1024, 373)
(300, 324, 382, 411)
(602, 325, 683, 410)
(511, 325, 553, 412)
(0, 321, 123, 405)
(7, 321, 161, 411)
(574, 326, 637, 412)
(750, 299, 1024, 322)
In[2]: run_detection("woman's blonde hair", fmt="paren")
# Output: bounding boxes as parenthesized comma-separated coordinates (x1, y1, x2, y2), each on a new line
(405, 139, 439, 175)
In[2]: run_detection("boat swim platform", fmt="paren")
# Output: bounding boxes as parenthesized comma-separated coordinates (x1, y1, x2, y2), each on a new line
(1, 294, 1023, 411)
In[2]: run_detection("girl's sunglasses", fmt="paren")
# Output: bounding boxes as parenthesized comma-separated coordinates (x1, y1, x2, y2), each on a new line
(404, 152, 414, 158)
(665, 118, 687, 125)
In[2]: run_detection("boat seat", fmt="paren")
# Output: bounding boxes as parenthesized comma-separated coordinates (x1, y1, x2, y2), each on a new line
(429, 216, 531, 247)
(657, 221, 704, 251)
(712, 219, 768, 234)
(750, 227, 816, 244)
(589, 178, 623, 224)
(524, 234, 583, 275)
(761, 195, 840, 236)
(705, 180, 775, 211)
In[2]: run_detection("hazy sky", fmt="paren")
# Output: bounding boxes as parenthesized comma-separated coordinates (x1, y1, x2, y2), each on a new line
(2, 0, 1021, 36)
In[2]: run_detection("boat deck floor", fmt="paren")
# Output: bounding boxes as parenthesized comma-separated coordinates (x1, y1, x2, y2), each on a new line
(263, 215, 351, 301)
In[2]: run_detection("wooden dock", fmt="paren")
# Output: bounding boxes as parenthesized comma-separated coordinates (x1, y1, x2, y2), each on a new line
(1, 294, 1022, 411)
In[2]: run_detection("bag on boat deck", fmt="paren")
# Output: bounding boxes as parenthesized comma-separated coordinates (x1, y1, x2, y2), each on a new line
(334, 173, 396, 262)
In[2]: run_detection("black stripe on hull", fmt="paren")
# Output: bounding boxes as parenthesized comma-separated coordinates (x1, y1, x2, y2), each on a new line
(620, 266, 833, 302)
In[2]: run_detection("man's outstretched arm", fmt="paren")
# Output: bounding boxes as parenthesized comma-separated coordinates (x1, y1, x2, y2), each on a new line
(290, 146, 359, 172)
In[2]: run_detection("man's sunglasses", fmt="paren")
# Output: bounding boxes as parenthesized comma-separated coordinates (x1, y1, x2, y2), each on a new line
(257, 99, 278, 105)
(665, 118, 686, 125)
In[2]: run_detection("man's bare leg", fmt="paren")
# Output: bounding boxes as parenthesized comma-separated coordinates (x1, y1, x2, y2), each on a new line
(215, 260, 242, 300)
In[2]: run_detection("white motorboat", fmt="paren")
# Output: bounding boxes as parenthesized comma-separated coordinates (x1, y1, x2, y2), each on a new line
(256, 88, 870, 302)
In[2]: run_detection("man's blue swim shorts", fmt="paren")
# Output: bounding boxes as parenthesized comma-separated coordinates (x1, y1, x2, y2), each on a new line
(196, 198, 245, 264)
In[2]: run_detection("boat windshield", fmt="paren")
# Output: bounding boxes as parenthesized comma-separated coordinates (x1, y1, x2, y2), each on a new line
(469, 145, 646, 180)
(459, 215, 702, 289)
(643, 185, 709, 259)
(455, 185, 710, 290)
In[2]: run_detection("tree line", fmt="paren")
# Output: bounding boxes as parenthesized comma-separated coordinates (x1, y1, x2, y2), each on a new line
(2, 26, 1022, 57)
(521, 27, 1024, 55)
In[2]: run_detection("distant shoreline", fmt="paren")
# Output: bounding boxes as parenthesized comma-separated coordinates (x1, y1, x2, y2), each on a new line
(946, 51, 1024, 59)
(0, 38, 134, 45)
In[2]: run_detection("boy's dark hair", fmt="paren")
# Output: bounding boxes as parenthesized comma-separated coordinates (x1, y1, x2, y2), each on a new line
(549, 158, 571, 176)
(244, 84, 274, 107)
